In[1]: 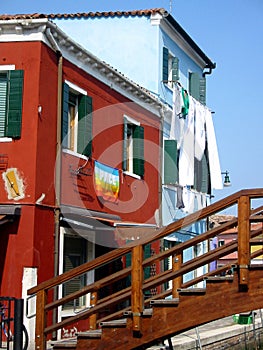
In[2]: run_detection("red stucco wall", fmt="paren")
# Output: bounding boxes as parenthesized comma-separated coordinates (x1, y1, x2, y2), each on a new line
(0, 40, 161, 299)
(61, 59, 160, 224)
(0, 42, 57, 297)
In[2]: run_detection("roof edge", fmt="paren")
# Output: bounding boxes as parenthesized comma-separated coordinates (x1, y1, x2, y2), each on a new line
(164, 13, 216, 70)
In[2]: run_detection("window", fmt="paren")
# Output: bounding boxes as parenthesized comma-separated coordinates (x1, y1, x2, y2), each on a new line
(164, 139, 178, 184)
(125, 243, 151, 295)
(0, 69, 24, 138)
(62, 82, 92, 157)
(189, 72, 206, 105)
(123, 116, 144, 177)
(218, 240, 225, 247)
(162, 47, 179, 88)
(163, 239, 179, 290)
(62, 235, 87, 309)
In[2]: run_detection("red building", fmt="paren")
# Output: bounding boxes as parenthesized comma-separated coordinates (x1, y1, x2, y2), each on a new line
(0, 18, 163, 337)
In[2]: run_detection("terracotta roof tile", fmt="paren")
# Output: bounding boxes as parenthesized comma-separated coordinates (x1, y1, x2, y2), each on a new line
(0, 13, 48, 20)
(0, 8, 166, 21)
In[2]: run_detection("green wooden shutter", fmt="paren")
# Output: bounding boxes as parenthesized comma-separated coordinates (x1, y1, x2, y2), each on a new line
(200, 151, 210, 194)
(62, 82, 69, 148)
(123, 117, 128, 171)
(172, 57, 179, 82)
(189, 73, 206, 104)
(162, 47, 169, 82)
(199, 77, 206, 105)
(163, 239, 170, 290)
(0, 73, 7, 137)
(78, 94, 92, 157)
(133, 125, 144, 177)
(194, 151, 210, 194)
(63, 237, 86, 308)
(144, 244, 151, 280)
(164, 139, 178, 184)
(189, 72, 200, 101)
(125, 247, 131, 287)
(6, 70, 24, 138)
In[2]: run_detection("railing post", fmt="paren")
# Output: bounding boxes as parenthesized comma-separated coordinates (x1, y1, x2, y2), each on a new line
(172, 253, 182, 298)
(131, 245, 143, 335)
(35, 290, 47, 350)
(89, 291, 97, 330)
(238, 195, 251, 286)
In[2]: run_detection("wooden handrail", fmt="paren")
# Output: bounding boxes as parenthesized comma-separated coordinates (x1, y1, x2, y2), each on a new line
(28, 189, 263, 296)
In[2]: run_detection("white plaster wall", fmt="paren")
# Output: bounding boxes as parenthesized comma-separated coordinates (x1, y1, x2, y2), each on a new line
(22, 267, 37, 350)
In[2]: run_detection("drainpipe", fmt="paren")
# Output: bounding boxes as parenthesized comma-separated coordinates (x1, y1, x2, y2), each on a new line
(158, 105, 165, 286)
(45, 26, 62, 280)
(45, 27, 63, 338)
(158, 106, 165, 230)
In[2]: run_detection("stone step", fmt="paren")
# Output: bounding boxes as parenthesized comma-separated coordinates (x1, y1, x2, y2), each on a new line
(51, 338, 77, 349)
(150, 298, 179, 307)
(99, 318, 127, 328)
(204, 276, 234, 283)
(123, 308, 153, 317)
(177, 288, 206, 295)
(77, 329, 102, 338)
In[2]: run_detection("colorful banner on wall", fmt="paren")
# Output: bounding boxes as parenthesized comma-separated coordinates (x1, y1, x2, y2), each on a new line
(94, 161, 119, 202)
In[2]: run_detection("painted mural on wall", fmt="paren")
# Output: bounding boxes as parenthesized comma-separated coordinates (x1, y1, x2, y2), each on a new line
(2, 168, 25, 200)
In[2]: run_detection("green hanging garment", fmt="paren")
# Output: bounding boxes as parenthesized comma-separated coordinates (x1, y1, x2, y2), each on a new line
(181, 88, 189, 118)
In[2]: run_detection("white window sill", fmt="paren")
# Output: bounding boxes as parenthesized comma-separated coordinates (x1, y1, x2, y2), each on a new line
(0, 137, 12, 142)
(60, 307, 89, 318)
(62, 148, 89, 160)
(164, 82, 174, 92)
(123, 171, 141, 180)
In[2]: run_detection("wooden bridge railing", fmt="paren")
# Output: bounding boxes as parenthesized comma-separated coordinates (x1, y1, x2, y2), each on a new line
(27, 189, 263, 349)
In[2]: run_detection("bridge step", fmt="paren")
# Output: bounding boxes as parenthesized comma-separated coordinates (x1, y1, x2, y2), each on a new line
(100, 318, 127, 328)
(150, 298, 179, 306)
(77, 329, 102, 338)
(123, 308, 153, 317)
(52, 338, 77, 349)
(178, 288, 206, 295)
(204, 276, 234, 283)
(250, 238, 263, 245)
(249, 264, 263, 269)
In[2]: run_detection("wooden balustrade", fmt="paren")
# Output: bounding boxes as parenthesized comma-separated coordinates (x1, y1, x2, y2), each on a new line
(131, 245, 143, 334)
(172, 253, 182, 298)
(238, 195, 251, 286)
(27, 189, 263, 350)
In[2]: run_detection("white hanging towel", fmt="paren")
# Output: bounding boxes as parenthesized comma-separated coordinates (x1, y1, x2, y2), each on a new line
(182, 187, 195, 213)
(179, 95, 195, 186)
(194, 100, 206, 161)
(171, 84, 184, 149)
(205, 108, 223, 189)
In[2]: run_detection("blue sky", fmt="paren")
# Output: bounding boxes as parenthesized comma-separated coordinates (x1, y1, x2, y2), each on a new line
(1, 0, 262, 203)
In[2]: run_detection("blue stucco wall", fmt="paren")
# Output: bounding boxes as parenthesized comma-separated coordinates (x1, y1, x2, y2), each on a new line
(54, 15, 204, 108)
(159, 28, 204, 107)
(54, 16, 159, 95)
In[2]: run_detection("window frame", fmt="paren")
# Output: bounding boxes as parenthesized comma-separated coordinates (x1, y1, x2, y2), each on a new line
(62, 81, 92, 158)
(162, 47, 179, 89)
(68, 91, 78, 153)
(123, 115, 144, 178)
(58, 227, 95, 316)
